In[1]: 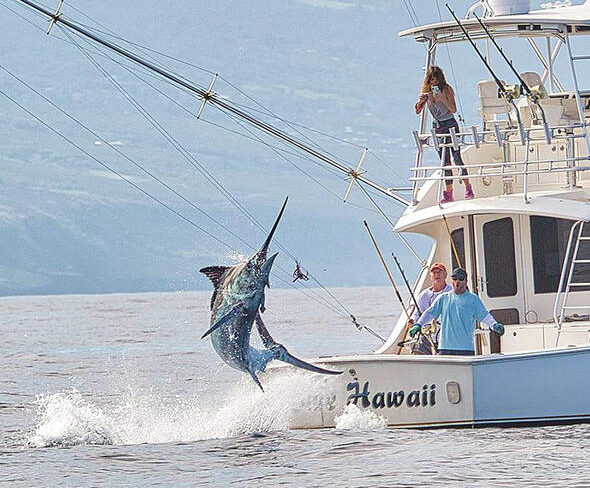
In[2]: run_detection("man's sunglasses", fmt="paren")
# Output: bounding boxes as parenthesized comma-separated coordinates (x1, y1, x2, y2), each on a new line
(451, 277, 466, 281)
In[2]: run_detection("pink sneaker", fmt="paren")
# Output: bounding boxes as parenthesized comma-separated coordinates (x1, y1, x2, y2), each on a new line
(440, 190, 454, 204)
(465, 184, 475, 200)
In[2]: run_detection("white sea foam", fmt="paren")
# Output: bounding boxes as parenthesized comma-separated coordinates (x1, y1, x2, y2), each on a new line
(334, 404, 387, 430)
(27, 370, 337, 447)
(28, 390, 119, 447)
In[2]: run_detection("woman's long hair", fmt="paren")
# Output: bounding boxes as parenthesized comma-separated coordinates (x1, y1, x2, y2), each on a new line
(421, 66, 448, 95)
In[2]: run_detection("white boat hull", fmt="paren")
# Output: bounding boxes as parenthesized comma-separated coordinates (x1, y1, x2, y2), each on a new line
(285, 347, 590, 429)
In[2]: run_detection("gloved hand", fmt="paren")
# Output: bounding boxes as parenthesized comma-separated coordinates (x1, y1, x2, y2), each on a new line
(409, 324, 422, 338)
(492, 323, 505, 336)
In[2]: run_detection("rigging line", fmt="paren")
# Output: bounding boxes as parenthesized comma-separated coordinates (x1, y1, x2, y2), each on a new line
(97, 50, 348, 185)
(63, 33, 354, 319)
(218, 76, 347, 165)
(364, 149, 407, 182)
(0, 86, 236, 251)
(0, 0, 45, 27)
(199, 116, 347, 182)
(67, 1, 344, 161)
(207, 104, 381, 215)
(220, 88, 369, 150)
(79, 43, 346, 230)
(38, 7, 374, 323)
(10, 7, 375, 331)
(65, 3, 216, 77)
(17, 0, 407, 206)
(434, 0, 466, 126)
(210, 102, 361, 208)
(401, 0, 418, 27)
(355, 181, 424, 265)
(2, 67, 344, 321)
(58, 28, 263, 252)
(0, 62, 253, 254)
(211, 105, 364, 319)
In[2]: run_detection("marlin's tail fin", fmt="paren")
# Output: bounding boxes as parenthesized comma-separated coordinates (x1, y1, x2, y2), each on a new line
(273, 345, 342, 376)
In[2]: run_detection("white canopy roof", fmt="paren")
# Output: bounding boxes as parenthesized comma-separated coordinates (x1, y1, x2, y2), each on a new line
(399, 1, 590, 41)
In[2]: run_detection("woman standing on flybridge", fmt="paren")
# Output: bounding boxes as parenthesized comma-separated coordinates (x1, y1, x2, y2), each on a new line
(415, 66, 474, 203)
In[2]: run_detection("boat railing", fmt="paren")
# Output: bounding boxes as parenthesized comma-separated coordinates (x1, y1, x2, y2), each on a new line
(410, 120, 590, 203)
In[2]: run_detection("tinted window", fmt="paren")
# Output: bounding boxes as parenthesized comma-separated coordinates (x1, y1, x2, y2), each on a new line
(483, 218, 517, 297)
(530, 216, 590, 293)
(451, 228, 465, 270)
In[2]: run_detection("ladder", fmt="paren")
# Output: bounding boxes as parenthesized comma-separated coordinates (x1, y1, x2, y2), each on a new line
(553, 220, 590, 346)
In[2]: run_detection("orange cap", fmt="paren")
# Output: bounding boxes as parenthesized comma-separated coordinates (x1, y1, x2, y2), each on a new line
(430, 262, 447, 274)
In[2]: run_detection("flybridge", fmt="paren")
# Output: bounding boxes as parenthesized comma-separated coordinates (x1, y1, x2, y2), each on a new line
(11, 0, 410, 207)
(400, 1, 590, 42)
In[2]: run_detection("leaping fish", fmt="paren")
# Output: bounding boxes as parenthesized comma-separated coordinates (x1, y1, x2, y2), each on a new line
(199, 197, 341, 391)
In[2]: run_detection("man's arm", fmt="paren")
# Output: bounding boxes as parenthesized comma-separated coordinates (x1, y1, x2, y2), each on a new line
(409, 295, 444, 337)
(475, 298, 505, 335)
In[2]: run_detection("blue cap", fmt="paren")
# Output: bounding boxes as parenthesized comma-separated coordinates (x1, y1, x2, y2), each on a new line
(451, 268, 467, 280)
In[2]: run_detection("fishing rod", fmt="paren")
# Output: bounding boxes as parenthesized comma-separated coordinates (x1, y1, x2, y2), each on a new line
(363, 221, 411, 320)
(13, 0, 409, 206)
(445, 4, 526, 144)
(473, 13, 552, 143)
(442, 214, 462, 268)
(392, 254, 421, 316)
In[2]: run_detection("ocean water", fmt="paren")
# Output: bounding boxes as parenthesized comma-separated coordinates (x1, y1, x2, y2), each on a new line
(3, 288, 590, 487)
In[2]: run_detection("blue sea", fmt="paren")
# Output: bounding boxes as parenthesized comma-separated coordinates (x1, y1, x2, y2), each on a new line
(3, 288, 590, 487)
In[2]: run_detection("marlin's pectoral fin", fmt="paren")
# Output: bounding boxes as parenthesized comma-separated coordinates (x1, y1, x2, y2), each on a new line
(201, 303, 243, 340)
(272, 344, 342, 376)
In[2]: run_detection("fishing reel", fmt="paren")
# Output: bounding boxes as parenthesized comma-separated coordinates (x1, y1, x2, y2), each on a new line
(498, 83, 522, 100)
(420, 322, 438, 336)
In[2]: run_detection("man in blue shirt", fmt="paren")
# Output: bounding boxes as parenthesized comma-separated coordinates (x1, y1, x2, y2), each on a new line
(409, 268, 504, 356)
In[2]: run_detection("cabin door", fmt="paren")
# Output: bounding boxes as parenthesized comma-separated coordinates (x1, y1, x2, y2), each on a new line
(473, 215, 525, 326)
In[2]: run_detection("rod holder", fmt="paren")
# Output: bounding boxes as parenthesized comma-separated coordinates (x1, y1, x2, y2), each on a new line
(471, 125, 480, 148)
(494, 123, 503, 147)
(412, 130, 423, 153)
(430, 128, 440, 152)
(449, 127, 460, 151)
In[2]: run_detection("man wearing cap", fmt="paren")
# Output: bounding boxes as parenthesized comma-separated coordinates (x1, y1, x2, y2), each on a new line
(409, 267, 505, 356)
(406, 263, 452, 354)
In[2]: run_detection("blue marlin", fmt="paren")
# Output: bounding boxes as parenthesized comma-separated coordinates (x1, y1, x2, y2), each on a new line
(200, 197, 341, 390)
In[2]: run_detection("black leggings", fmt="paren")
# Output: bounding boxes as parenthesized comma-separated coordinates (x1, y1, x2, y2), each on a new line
(435, 118, 467, 185)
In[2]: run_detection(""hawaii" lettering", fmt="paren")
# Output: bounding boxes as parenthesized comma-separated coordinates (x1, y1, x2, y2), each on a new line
(346, 381, 436, 409)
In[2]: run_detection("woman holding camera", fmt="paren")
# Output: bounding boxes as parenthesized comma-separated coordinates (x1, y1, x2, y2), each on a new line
(415, 66, 473, 203)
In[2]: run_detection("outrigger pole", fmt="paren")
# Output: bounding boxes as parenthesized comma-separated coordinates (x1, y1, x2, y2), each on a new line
(14, 0, 409, 207)
(445, 4, 527, 144)
(472, 13, 552, 143)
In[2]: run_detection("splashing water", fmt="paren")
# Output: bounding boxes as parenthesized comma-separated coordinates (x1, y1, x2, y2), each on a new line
(334, 404, 387, 430)
(27, 371, 341, 448)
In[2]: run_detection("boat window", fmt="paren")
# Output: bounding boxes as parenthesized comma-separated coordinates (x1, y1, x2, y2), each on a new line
(451, 228, 465, 270)
(483, 218, 517, 297)
(530, 216, 590, 293)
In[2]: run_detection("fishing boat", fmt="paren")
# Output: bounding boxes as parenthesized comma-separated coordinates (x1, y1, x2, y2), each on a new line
(6, 0, 590, 428)
(286, 0, 590, 429)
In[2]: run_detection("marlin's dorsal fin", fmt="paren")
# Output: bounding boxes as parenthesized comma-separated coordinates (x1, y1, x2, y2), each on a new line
(199, 266, 231, 288)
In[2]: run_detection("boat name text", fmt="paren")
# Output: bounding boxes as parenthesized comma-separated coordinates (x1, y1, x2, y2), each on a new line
(346, 381, 436, 409)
